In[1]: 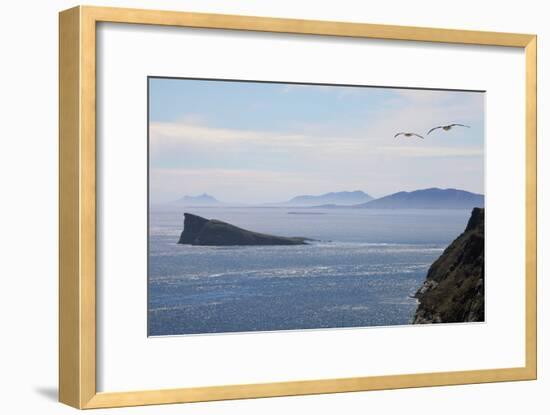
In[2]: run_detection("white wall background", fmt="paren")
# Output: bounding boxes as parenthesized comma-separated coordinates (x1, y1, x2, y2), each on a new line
(0, 1, 546, 414)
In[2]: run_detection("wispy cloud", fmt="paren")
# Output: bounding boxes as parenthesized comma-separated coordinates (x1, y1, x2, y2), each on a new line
(371, 146, 483, 158)
(150, 119, 482, 160)
(150, 121, 309, 146)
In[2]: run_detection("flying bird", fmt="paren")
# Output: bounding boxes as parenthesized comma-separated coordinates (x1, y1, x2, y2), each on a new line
(427, 123, 470, 135)
(394, 132, 424, 139)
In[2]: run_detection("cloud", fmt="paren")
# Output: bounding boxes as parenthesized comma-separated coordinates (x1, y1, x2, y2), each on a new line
(149, 121, 313, 150)
(366, 146, 483, 158)
(150, 115, 482, 162)
(151, 121, 287, 143)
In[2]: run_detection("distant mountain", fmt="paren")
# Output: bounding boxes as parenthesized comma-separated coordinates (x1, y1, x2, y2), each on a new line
(170, 193, 223, 206)
(280, 191, 373, 206)
(355, 188, 484, 209)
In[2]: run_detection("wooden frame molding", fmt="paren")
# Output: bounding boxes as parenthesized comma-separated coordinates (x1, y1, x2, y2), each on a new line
(59, 5, 537, 409)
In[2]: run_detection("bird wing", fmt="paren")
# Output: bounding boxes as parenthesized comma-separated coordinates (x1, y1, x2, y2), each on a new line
(427, 126, 442, 135)
(394, 132, 404, 138)
(412, 133, 424, 139)
(450, 123, 470, 128)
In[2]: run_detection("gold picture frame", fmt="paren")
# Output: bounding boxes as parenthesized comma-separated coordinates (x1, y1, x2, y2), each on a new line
(59, 5, 537, 409)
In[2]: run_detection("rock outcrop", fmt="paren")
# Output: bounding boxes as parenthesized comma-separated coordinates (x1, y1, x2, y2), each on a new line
(413, 208, 485, 324)
(178, 213, 309, 246)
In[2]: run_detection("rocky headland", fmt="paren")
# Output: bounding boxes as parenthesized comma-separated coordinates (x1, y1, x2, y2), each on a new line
(413, 207, 485, 324)
(178, 213, 310, 246)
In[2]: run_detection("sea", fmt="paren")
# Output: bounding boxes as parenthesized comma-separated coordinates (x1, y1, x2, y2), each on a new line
(148, 207, 472, 336)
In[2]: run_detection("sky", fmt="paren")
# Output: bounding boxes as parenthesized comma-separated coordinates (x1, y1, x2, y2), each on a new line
(149, 78, 485, 204)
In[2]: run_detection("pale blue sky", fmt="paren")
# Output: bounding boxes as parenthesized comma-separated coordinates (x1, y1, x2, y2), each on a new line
(149, 78, 484, 204)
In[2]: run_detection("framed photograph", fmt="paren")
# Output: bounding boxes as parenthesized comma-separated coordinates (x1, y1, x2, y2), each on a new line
(59, 6, 537, 409)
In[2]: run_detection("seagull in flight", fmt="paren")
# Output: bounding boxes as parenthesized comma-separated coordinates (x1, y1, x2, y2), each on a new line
(394, 132, 424, 139)
(427, 123, 470, 135)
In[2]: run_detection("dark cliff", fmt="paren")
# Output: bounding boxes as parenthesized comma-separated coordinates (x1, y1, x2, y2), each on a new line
(413, 208, 485, 324)
(178, 213, 309, 246)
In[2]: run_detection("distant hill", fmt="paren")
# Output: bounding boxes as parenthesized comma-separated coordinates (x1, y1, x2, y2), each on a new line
(280, 191, 373, 206)
(170, 193, 223, 206)
(355, 188, 484, 209)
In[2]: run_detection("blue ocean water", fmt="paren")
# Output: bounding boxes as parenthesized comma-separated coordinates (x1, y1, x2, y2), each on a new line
(148, 207, 471, 336)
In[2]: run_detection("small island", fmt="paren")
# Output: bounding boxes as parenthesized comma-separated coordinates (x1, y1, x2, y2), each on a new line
(178, 213, 310, 246)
